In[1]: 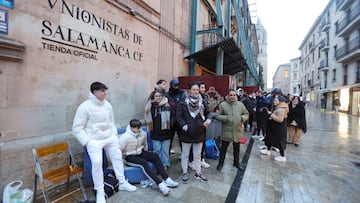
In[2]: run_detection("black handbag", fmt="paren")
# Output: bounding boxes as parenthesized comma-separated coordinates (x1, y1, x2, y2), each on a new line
(103, 169, 119, 199)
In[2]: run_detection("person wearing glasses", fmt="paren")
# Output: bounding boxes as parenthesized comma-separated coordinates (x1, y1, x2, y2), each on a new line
(213, 89, 249, 171)
(144, 89, 172, 168)
(118, 119, 178, 196)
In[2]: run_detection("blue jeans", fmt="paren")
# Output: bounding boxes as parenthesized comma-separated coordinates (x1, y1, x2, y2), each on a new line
(152, 139, 170, 167)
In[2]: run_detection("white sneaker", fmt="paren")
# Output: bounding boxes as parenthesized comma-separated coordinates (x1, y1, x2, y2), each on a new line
(260, 149, 271, 155)
(158, 181, 170, 196)
(188, 161, 196, 171)
(119, 181, 137, 192)
(274, 156, 286, 162)
(96, 190, 106, 203)
(201, 159, 210, 168)
(170, 149, 176, 154)
(252, 135, 260, 140)
(258, 145, 267, 150)
(164, 177, 179, 188)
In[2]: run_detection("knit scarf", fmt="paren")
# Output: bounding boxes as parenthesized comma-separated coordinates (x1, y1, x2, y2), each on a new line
(185, 94, 204, 119)
(144, 97, 170, 131)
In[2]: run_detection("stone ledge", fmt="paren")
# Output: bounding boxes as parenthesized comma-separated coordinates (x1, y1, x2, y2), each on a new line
(0, 37, 26, 62)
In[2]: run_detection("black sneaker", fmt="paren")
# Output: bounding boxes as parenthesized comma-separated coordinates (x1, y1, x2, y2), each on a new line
(194, 173, 208, 182)
(216, 164, 223, 171)
(182, 173, 189, 184)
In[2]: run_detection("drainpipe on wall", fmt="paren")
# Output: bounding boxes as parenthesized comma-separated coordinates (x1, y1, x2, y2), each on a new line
(215, 0, 224, 75)
(189, 0, 199, 76)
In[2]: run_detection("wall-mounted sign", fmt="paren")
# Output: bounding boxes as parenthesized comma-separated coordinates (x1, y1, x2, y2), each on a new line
(0, 0, 14, 9)
(0, 8, 8, 35)
(42, 0, 145, 61)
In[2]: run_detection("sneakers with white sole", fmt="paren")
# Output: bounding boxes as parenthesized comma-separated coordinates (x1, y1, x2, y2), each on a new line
(170, 149, 176, 154)
(164, 177, 179, 188)
(182, 173, 189, 184)
(260, 149, 271, 155)
(119, 181, 137, 192)
(158, 181, 170, 196)
(194, 173, 208, 182)
(258, 145, 267, 150)
(201, 159, 210, 168)
(259, 135, 265, 141)
(274, 156, 286, 162)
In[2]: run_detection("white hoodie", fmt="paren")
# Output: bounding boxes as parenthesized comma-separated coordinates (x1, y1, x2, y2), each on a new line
(72, 93, 118, 146)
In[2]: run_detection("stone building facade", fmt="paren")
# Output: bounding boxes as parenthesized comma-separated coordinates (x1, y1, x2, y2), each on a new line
(298, 0, 360, 114)
(0, 0, 259, 195)
(289, 57, 300, 96)
(272, 63, 291, 95)
(256, 19, 268, 90)
(0, 0, 191, 193)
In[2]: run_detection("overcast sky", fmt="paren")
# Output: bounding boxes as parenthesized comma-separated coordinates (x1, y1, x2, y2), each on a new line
(248, 0, 330, 88)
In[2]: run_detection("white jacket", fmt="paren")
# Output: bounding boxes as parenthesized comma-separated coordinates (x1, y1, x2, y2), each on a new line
(72, 93, 118, 146)
(118, 125, 148, 156)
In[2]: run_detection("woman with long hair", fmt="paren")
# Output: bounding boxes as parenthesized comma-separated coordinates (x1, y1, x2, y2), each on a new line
(287, 95, 307, 146)
(176, 83, 211, 183)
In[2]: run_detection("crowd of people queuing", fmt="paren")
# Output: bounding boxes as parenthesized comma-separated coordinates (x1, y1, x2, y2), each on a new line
(239, 87, 307, 162)
(72, 80, 307, 202)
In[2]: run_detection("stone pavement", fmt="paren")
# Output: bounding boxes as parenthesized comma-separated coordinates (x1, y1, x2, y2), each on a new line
(52, 107, 360, 203)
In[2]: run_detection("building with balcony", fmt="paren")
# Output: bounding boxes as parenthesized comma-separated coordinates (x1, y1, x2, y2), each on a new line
(299, 0, 360, 115)
(272, 63, 291, 95)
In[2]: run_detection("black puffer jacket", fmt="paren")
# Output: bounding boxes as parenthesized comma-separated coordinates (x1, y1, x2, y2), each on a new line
(176, 99, 211, 143)
(287, 102, 307, 133)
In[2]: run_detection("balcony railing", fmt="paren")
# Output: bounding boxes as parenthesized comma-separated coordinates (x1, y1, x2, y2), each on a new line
(336, 36, 360, 60)
(199, 24, 225, 49)
(320, 17, 330, 32)
(319, 39, 330, 51)
(336, 0, 352, 11)
(319, 59, 329, 69)
(336, 0, 345, 10)
(308, 41, 314, 50)
(335, 3, 360, 35)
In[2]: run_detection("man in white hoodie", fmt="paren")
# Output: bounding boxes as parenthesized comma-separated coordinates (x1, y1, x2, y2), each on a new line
(72, 82, 136, 203)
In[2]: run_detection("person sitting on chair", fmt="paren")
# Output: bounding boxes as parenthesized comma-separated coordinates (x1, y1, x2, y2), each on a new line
(118, 119, 179, 196)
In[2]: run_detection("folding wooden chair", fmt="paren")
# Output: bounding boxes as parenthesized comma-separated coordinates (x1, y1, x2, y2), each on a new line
(32, 141, 88, 203)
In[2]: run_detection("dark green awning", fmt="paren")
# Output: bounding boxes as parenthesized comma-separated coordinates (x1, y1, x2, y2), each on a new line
(185, 37, 249, 75)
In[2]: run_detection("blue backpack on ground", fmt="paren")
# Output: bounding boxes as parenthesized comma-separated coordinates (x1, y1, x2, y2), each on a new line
(205, 139, 220, 160)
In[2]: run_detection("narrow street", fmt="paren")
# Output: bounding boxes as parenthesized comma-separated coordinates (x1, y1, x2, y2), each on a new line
(238, 107, 360, 203)
(57, 107, 360, 203)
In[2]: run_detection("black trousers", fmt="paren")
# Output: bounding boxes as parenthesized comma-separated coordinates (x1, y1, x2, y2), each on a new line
(125, 151, 168, 185)
(170, 123, 182, 153)
(218, 140, 240, 165)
